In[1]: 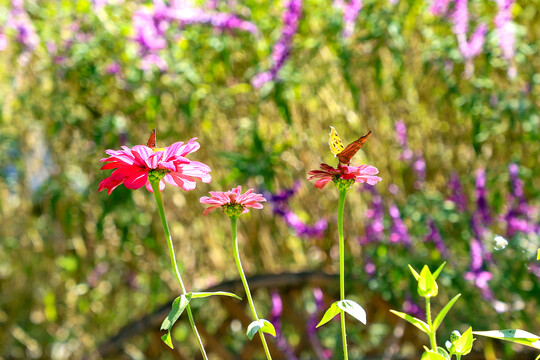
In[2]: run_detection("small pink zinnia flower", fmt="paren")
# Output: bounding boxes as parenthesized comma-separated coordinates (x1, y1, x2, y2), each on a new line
(308, 163, 382, 189)
(99, 138, 211, 194)
(200, 186, 266, 217)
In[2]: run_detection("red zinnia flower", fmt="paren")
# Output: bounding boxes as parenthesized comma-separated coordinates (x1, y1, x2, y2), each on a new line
(99, 139, 211, 194)
(200, 186, 266, 216)
(308, 163, 382, 189)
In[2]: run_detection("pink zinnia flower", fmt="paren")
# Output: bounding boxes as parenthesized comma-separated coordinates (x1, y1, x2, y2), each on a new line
(200, 186, 266, 217)
(99, 138, 211, 194)
(307, 163, 382, 189)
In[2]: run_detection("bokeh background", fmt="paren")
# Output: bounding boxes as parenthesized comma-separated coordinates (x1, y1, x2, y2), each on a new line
(0, 0, 539, 359)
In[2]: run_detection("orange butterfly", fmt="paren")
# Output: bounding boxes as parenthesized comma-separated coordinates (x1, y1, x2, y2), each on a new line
(329, 126, 372, 165)
(146, 129, 157, 148)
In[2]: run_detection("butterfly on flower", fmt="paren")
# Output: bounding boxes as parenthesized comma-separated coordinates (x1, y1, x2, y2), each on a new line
(147, 129, 157, 148)
(328, 126, 372, 165)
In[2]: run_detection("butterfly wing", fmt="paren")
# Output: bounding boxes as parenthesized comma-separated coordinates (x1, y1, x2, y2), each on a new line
(329, 126, 345, 157)
(146, 129, 156, 148)
(337, 130, 372, 164)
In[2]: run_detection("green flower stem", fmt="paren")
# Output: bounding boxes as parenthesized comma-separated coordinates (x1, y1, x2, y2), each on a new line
(425, 297, 437, 351)
(230, 217, 273, 360)
(338, 189, 349, 360)
(151, 182, 208, 360)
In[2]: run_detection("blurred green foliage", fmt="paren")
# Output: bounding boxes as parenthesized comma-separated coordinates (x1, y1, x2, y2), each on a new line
(0, 0, 539, 359)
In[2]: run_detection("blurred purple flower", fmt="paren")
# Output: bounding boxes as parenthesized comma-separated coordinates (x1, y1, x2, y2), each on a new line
(307, 289, 332, 359)
(388, 202, 411, 246)
(141, 53, 168, 72)
(475, 168, 491, 225)
(267, 183, 328, 238)
(360, 185, 385, 245)
(270, 292, 298, 359)
(364, 259, 376, 276)
(425, 219, 450, 257)
(334, 0, 363, 37)
(430, 0, 453, 15)
(504, 163, 536, 236)
(7, 0, 39, 51)
(402, 295, 425, 320)
(494, 0, 516, 76)
(92, 0, 108, 10)
(105, 61, 121, 75)
(448, 172, 467, 212)
(252, 0, 302, 87)
(133, 0, 258, 72)
(0, 28, 7, 51)
(464, 269, 493, 300)
(412, 152, 426, 189)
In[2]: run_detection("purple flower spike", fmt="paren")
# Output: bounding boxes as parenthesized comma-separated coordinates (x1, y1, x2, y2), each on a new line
(448, 172, 467, 212)
(360, 185, 385, 244)
(475, 168, 491, 225)
(425, 219, 450, 258)
(267, 183, 328, 239)
(337, 0, 363, 37)
(388, 202, 411, 246)
(505, 163, 536, 236)
(7, 0, 39, 52)
(494, 0, 516, 76)
(252, 0, 302, 87)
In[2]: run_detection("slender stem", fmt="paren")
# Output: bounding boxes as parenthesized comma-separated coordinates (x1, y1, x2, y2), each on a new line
(338, 189, 348, 360)
(425, 297, 437, 351)
(151, 182, 208, 360)
(230, 217, 273, 360)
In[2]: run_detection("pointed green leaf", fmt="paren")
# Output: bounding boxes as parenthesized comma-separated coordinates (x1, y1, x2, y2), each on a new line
(433, 262, 446, 280)
(454, 327, 474, 355)
(160, 294, 192, 349)
(246, 319, 276, 339)
(316, 301, 341, 328)
(408, 264, 420, 280)
(337, 300, 367, 325)
(433, 294, 461, 331)
(190, 291, 242, 300)
(390, 310, 430, 334)
(436, 347, 451, 360)
(473, 329, 540, 350)
(418, 265, 438, 298)
(421, 349, 447, 360)
(161, 332, 173, 349)
(259, 319, 276, 337)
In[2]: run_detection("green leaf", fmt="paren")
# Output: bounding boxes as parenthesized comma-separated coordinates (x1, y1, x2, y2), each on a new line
(190, 291, 242, 300)
(246, 319, 276, 339)
(421, 349, 447, 360)
(473, 329, 540, 350)
(390, 310, 430, 334)
(336, 300, 367, 325)
(432, 262, 446, 280)
(408, 264, 420, 280)
(418, 265, 438, 298)
(436, 347, 451, 360)
(454, 327, 474, 355)
(160, 294, 193, 349)
(316, 302, 342, 328)
(433, 294, 461, 331)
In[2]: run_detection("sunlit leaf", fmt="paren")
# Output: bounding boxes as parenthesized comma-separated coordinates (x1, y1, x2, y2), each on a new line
(190, 291, 242, 300)
(433, 294, 461, 331)
(336, 300, 367, 325)
(316, 302, 342, 328)
(473, 329, 540, 350)
(160, 294, 193, 349)
(246, 319, 276, 339)
(390, 310, 430, 334)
